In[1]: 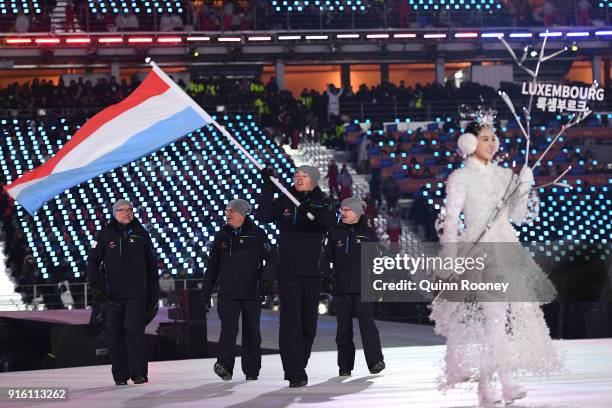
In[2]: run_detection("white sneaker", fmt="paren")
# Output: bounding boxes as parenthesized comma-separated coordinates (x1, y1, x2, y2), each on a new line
(478, 383, 503, 407)
(502, 383, 527, 404)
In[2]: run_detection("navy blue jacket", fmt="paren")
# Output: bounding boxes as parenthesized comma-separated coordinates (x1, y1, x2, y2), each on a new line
(202, 217, 271, 300)
(322, 217, 378, 294)
(87, 217, 159, 300)
(257, 184, 336, 278)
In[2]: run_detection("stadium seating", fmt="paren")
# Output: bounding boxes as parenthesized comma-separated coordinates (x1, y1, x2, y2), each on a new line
(0, 0, 50, 32)
(597, 1, 612, 9)
(0, 114, 296, 279)
(84, 0, 187, 31)
(348, 117, 611, 193)
(406, 0, 503, 11)
(418, 180, 611, 243)
(87, 0, 184, 15)
(270, 0, 365, 12)
(0, 0, 45, 14)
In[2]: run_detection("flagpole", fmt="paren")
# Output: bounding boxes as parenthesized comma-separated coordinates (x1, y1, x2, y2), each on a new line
(147, 59, 315, 220)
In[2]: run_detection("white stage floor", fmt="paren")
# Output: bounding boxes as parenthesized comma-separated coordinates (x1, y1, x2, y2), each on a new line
(1, 338, 611, 408)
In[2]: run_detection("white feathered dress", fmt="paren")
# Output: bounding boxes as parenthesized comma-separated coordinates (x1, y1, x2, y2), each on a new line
(430, 156, 562, 389)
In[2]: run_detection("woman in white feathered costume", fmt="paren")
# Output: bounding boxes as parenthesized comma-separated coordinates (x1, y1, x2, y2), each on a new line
(430, 120, 562, 406)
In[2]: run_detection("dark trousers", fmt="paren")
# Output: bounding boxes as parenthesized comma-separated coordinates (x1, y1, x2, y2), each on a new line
(217, 297, 262, 377)
(333, 294, 384, 371)
(278, 276, 321, 381)
(103, 297, 148, 381)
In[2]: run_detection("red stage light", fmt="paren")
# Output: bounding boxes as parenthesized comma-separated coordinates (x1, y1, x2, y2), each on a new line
(157, 37, 182, 43)
(128, 37, 154, 44)
(98, 37, 123, 44)
(35, 38, 61, 44)
(66, 38, 92, 44)
(6, 38, 32, 44)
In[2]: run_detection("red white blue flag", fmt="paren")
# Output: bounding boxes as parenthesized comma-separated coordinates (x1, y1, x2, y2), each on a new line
(5, 65, 212, 215)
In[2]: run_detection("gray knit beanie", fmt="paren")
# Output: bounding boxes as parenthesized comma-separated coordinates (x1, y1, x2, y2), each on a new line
(112, 199, 133, 216)
(295, 165, 321, 186)
(227, 199, 251, 217)
(341, 197, 366, 217)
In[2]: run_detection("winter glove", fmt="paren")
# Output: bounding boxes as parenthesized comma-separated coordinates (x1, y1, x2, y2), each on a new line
(261, 167, 276, 186)
(203, 296, 211, 314)
(145, 301, 159, 325)
(146, 296, 158, 312)
(261, 279, 277, 296)
(88, 302, 105, 331)
(91, 285, 109, 303)
(297, 202, 318, 219)
(322, 277, 334, 294)
(297, 202, 311, 215)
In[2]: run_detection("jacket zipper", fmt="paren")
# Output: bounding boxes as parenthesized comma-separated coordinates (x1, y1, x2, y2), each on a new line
(230, 228, 240, 257)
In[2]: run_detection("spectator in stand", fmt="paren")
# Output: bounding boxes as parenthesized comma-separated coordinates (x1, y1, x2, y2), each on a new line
(395, 0, 411, 28)
(514, 0, 535, 26)
(339, 163, 353, 201)
(577, 0, 591, 26)
(290, 129, 301, 149)
(159, 12, 175, 31)
(386, 209, 402, 252)
(200, 3, 219, 30)
(239, 9, 252, 30)
(34, 9, 52, 32)
(16, 12, 30, 33)
(438, 8, 451, 27)
(116, 10, 139, 31)
(65, 1, 76, 32)
(326, 159, 341, 201)
(382, 174, 400, 212)
(172, 13, 184, 30)
(223, 0, 235, 30)
(326, 84, 343, 121)
(542, 0, 554, 26)
(115, 12, 127, 31)
(369, 170, 382, 208)
(266, 77, 279, 93)
(363, 193, 378, 229)
(127, 11, 140, 30)
(357, 136, 370, 174)
(159, 271, 176, 306)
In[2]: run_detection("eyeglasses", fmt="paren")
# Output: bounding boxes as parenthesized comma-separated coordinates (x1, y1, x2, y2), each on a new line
(116, 208, 133, 214)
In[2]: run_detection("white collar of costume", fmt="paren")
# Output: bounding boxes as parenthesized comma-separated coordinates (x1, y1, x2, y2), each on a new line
(464, 156, 494, 171)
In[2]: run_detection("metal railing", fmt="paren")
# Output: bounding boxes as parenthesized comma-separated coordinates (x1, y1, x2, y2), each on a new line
(2, 97, 610, 125)
(338, 99, 612, 122)
(3, 278, 204, 310)
(0, 0, 609, 34)
(0, 104, 260, 120)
